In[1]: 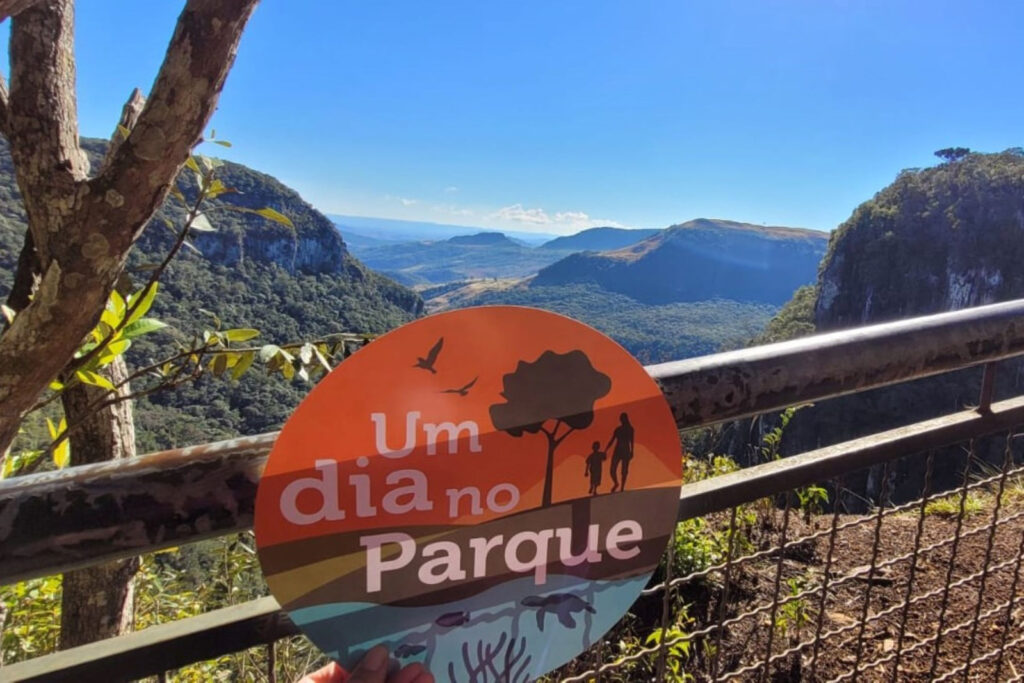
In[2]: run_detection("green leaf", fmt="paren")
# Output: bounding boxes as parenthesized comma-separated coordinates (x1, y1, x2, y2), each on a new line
(213, 140, 232, 148)
(311, 345, 333, 373)
(45, 417, 71, 469)
(259, 344, 282, 363)
(52, 418, 70, 469)
(190, 213, 216, 232)
(182, 239, 202, 255)
(108, 289, 126, 319)
(117, 124, 131, 139)
(1, 304, 16, 324)
(185, 156, 201, 174)
(210, 353, 230, 377)
(206, 179, 234, 199)
(49, 379, 64, 392)
(231, 350, 256, 380)
(254, 207, 294, 228)
(126, 283, 158, 326)
(76, 370, 115, 391)
(122, 318, 168, 339)
(99, 338, 132, 365)
(223, 328, 260, 343)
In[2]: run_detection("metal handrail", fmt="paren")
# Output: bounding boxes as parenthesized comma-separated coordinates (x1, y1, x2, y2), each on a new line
(3, 299, 1024, 585)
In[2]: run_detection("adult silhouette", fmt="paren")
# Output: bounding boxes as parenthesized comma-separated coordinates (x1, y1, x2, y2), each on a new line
(606, 412, 635, 492)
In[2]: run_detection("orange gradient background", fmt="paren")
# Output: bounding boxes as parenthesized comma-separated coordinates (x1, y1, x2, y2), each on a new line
(256, 306, 682, 550)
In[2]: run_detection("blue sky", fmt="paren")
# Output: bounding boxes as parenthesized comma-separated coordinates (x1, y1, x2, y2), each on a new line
(4, 1, 1023, 235)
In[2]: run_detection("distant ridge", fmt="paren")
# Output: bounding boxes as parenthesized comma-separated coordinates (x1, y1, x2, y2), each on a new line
(540, 226, 659, 251)
(447, 232, 518, 247)
(532, 218, 828, 306)
(329, 214, 557, 246)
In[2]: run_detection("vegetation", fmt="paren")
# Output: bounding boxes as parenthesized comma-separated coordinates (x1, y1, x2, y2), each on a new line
(438, 283, 776, 363)
(0, 139, 420, 452)
(750, 284, 818, 344)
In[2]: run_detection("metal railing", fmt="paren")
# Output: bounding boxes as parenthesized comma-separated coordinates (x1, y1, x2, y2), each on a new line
(5, 299, 1024, 681)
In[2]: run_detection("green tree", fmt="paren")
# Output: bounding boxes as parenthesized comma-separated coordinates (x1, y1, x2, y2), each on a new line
(934, 147, 971, 163)
(0, 0, 259, 648)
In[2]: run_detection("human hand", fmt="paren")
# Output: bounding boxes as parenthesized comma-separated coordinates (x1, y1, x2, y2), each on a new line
(296, 645, 434, 683)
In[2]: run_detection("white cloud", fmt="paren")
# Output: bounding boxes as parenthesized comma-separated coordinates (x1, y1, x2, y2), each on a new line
(399, 197, 418, 206)
(491, 204, 552, 225)
(443, 186, 459, 194)
(490, 204, 627, 231)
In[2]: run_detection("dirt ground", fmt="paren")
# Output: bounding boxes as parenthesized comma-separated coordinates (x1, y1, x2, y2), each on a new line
(554, 496, 1024, 682)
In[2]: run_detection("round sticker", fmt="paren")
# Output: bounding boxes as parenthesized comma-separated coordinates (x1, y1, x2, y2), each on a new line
(255, 306, 682, 680)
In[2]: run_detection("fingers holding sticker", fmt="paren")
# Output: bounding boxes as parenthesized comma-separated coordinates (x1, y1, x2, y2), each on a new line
(257, 306, 683, 680)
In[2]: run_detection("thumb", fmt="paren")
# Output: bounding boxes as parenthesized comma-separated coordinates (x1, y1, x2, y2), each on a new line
(345, 645, 391, 683)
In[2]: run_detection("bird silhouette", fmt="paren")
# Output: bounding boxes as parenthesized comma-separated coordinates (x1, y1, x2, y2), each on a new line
(441, 376, 478, 396)
(414, 337, 444, 373)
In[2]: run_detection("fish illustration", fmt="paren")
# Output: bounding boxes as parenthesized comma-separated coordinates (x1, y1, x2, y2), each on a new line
(435, 610, 470, 628)
(394, 643, 427, 658)
(521, 593, 595, 631)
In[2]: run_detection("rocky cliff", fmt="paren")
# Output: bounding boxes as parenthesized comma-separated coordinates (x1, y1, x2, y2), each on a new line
(816, 149, 1024, 330)
(731, 150, 1024, 505)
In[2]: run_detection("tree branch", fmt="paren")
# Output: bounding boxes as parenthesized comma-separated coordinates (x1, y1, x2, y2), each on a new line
(0, 72, 9, 139)
(7, 0, 88, 265)
(0, 0, 259, 455)
(0, 0, 45, 22)
(94, 0, 260, 253)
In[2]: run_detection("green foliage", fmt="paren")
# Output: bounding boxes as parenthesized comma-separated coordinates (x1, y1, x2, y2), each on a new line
(925, 491, 985, 518)
(751, 285, 818, 345)
(774, 575, 814, 640)
(447, 283, 776, 363)
(0, 575, 62, 661)
(645, 618, 695, 683)
(934, 147, 972, 163)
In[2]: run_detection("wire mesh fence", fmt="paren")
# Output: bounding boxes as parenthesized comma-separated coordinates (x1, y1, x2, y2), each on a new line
(549, 430, 1024, 682)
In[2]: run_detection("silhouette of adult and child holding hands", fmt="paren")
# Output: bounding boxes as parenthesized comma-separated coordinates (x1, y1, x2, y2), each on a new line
(584, 412, 634, 496)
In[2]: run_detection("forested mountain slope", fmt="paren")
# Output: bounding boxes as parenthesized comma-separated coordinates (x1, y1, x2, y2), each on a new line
(0, 137, 421, 451)
(730, 149, 1024, 503)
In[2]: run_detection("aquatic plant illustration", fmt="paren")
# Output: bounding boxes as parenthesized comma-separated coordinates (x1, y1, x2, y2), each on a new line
(447, 632, 532, 683)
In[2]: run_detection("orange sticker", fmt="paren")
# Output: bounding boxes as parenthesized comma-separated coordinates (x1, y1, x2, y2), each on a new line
(255, 306, 682, 678)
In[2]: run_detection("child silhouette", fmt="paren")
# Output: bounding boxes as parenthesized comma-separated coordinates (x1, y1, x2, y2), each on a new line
(585, 441, 606, 496)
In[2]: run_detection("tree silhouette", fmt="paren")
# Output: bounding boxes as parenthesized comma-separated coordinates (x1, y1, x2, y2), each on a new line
(489, 350, 611, 507)
(935, 147, 971, 163)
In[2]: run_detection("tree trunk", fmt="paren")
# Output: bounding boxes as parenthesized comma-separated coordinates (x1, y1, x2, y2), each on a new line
(58, 356, 139, 647)
(542, 436, 556, 507)
(0, 0, 260, 456)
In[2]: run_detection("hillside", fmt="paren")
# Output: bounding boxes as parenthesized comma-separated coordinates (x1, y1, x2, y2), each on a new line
(731, 149, 1024, 502)
(532, 218, 828, 306)
(0, 137, 422, 451)
(539, 226, 659, 251)
(424, 280, 775, 364)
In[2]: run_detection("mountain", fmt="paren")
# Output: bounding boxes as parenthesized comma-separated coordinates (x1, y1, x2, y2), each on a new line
(446, 231, 519, 247)
(329, 214, 557, 245)
(0, 137, 422, 451)
(532, 219, 828, 306)
(730, 149, 1024, 504)
(539, 226, 659, 252)
(346, 234, 573, 286)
